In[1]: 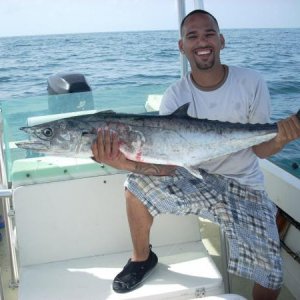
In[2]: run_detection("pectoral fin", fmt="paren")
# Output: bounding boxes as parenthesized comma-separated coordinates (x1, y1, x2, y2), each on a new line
(184, 165, 203, 179)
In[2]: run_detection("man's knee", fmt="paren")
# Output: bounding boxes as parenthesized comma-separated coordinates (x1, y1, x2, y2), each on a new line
(125, 188, 141, 204)
(125, 187, 134, 200)
(125, 188, 148, 211)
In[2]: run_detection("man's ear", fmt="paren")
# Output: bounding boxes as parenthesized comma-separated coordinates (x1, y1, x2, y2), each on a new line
(178, 39, 184, 54)
(220, 34, 225, 49)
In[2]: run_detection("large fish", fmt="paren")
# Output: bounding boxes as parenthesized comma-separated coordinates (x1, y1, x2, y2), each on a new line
(16, 103, 300, 175)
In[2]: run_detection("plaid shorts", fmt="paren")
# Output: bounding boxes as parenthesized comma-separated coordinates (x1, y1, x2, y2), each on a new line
(125, 167, 283, 290)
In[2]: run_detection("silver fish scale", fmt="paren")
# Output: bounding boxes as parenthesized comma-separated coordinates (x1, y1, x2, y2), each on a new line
(17, 103, 292, 170)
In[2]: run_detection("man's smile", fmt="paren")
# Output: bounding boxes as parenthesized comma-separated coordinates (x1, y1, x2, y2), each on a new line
(195, 48, 212, 56)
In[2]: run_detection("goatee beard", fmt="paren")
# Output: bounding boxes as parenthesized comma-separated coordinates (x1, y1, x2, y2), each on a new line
(196, 60, 214, 70)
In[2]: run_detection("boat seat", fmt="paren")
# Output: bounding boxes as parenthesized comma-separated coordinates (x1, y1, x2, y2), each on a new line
(13, 172, 226, 299)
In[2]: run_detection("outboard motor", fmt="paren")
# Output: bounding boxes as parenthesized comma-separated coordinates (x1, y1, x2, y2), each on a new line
(47, 72, 94, 114)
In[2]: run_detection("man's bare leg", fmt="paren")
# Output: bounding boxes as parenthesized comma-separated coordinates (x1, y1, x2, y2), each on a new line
(125, 189, 153, 261)
(252, 283, 280, 300)
(112, 189, 157, 293)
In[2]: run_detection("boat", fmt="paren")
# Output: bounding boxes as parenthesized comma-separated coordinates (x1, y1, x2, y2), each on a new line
(0, 1, 299, 299)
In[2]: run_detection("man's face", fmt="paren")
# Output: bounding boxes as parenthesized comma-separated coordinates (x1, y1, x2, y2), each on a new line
(179, 13, 225, 71)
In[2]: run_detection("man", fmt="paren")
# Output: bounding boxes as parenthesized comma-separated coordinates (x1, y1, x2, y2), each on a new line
(92, 9, 300, 300)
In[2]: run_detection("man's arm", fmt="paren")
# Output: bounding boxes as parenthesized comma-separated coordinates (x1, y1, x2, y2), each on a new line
(91, 128, 176, 176)
(253, 114, 300, 158)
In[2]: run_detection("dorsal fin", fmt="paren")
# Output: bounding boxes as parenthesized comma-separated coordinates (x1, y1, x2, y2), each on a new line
(94, 109, 116, 116)
(171, 103, 190, 117)
(100, 109, 115, 114)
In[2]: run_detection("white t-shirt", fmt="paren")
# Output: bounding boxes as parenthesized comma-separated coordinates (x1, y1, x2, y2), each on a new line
(160, 66, 271, 190)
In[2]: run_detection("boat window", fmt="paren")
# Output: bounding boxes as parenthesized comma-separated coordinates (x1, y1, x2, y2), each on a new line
(0, 85, 165, 186)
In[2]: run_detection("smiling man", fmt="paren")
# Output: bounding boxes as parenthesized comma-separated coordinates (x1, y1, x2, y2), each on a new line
(179, 11, 225, 73)
(92, 9, 300, 300)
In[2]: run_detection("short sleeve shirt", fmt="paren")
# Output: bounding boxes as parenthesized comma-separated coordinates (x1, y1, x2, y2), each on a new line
(160, 66, 271, 189)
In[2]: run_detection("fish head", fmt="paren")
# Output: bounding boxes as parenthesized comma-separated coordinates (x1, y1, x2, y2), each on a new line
(16, 119, 94, 157)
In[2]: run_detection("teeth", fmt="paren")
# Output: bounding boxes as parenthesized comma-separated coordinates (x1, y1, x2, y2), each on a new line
(196, 49, 211, 55)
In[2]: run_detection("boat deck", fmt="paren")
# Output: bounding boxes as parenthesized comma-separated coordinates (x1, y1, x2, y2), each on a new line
(0, 216, 296, 300)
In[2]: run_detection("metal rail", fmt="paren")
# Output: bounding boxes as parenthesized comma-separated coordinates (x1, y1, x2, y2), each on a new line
(176, 0, 204, 77)
(219, 227, 231, 293)
(0, 268, 4, 300)
(176, 0, 232, 293)
(277, 207, 300, 264)
(0, 110, 19, 289)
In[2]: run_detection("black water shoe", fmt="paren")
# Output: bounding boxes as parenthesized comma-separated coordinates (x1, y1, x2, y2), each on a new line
(113, 245, 158, 293)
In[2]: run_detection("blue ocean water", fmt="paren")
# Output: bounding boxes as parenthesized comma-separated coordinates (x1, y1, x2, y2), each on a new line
(0, 29, 299, 177)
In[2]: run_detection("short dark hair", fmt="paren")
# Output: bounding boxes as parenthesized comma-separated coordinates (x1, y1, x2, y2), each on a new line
(180, 9, 219, 36)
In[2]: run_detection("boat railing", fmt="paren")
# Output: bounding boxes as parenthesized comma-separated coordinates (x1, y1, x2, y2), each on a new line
(0, 109, 19, 289)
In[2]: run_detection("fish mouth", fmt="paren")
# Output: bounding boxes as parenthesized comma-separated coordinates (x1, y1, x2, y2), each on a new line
(19, 126, 33, 134)
(17, 126, 51, 151)
(15, 140, 50, 151)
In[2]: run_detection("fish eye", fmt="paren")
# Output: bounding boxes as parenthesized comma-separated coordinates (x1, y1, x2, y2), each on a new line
(42, 128, 54, 138)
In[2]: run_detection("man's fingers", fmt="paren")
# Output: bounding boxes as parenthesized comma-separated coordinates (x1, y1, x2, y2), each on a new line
(283, 117, 294, 140)
(277, 115, 300, 145)
(111, 132, 120, 159)
(96, 128, 105, 158)
(95, 128, 120, 160)
(290, 115, 300, 139)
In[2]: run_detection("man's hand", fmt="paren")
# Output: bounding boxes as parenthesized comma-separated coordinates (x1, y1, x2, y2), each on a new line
(253, 112, 300, 159)
(91, 128, 128, 170)
(274, 114, 300, 149)
(91, 128, 176, 176)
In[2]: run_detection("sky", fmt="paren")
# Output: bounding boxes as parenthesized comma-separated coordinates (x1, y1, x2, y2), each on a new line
(0, 0, 299, 37)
